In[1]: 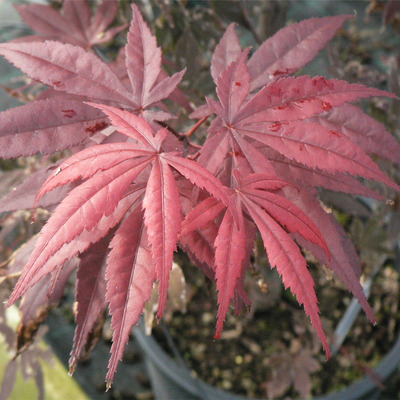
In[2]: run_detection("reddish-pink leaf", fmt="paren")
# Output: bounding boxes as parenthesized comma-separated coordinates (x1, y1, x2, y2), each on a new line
(163, 153, 238, 223)
(22, 188, 144, 303)
(126, 4, 162, 106)
(214, 207, 246, 338)
(69, 237, 109, 374)
(189, 103, 213, 119)
(241, 195, 330, 357)
(105, 207, 156, 386)
(20, 258, 76, 329)
(197, 130, 231, 177)
(239, 120, 400, 190)
(143, 158, 181, 317)
(248, 15, 353, 91)
(181, 196, 225, 237)
(179, 224, 217, 272)
(216, 49, 250, 123)
(13, 4, 73, 42)
(87, 103, 157, 149)
(206, 96, 226, 119)
(0, 164, 73, 213)
(242, 187, 329, 256)
(234, 76, 396, 125)
(286, 189, 374, 322)
(6, 235, 38, 277)
(211, 23, 242, 84)
(230, 129, 276, 174)
(14, 0, 124, 48)
(0, 41, 134, 106)
(123, 5, 185, 108)
(0, 99, 107, 159)
(240, 172, 290, 192)
(90, 0, 118, 35)
(35, 143, 152, 210)
(144, 69, 186, 109)
(180, 193, 218, 270)
(62, 0, 91, 37)
(259, 146, 385, 199)
(309, 104, 400, 164)
(8, 160, 150, 306)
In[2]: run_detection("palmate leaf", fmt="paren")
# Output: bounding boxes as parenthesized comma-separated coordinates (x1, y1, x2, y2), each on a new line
(14, 0, 125, 48)
(89, 107, 239, 319)
(126, 5, 186, 108)
(0, 3, 185, 164)
(4, 7, 400, 388)
(195, 21, 395, 348)
(89, 105, 238, 318)
(205, 48, 399, 192)
(182, 173, 330, 338)
(6, 102, 237, 387)
(202, 30, 399, 200)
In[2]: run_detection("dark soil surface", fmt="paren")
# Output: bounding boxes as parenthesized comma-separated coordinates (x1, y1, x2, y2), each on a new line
(152, 262, 400, 399)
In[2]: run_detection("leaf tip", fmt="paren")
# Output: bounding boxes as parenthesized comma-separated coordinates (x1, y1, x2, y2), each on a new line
(325, 348, 332, 361)
(106, 380, 113, 392)
(6, 295, 17, 309)
(68, 357, 76, 376)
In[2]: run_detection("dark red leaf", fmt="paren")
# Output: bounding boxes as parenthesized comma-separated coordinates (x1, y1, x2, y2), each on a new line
(106, 207, 156, 386)
(69, 237, 109, 374)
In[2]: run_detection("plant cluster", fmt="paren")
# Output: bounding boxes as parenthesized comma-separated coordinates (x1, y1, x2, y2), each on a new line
(0, 0, 399, 397)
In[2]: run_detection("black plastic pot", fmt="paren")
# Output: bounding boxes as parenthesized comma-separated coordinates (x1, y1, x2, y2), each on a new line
(133, 324, 400, 400)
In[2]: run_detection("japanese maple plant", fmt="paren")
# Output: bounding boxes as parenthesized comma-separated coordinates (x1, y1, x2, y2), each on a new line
(0, 0, 399, 392)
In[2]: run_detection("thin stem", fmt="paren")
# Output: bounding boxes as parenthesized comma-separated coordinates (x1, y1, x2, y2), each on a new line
(184, 116, 208, 138)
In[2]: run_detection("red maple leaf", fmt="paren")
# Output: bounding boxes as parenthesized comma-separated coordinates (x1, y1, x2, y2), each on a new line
(14, 0, 126, 49)
(7, 103, 236, 385)
(0, 4, 186, 213)
(1, 7, 399, 389)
